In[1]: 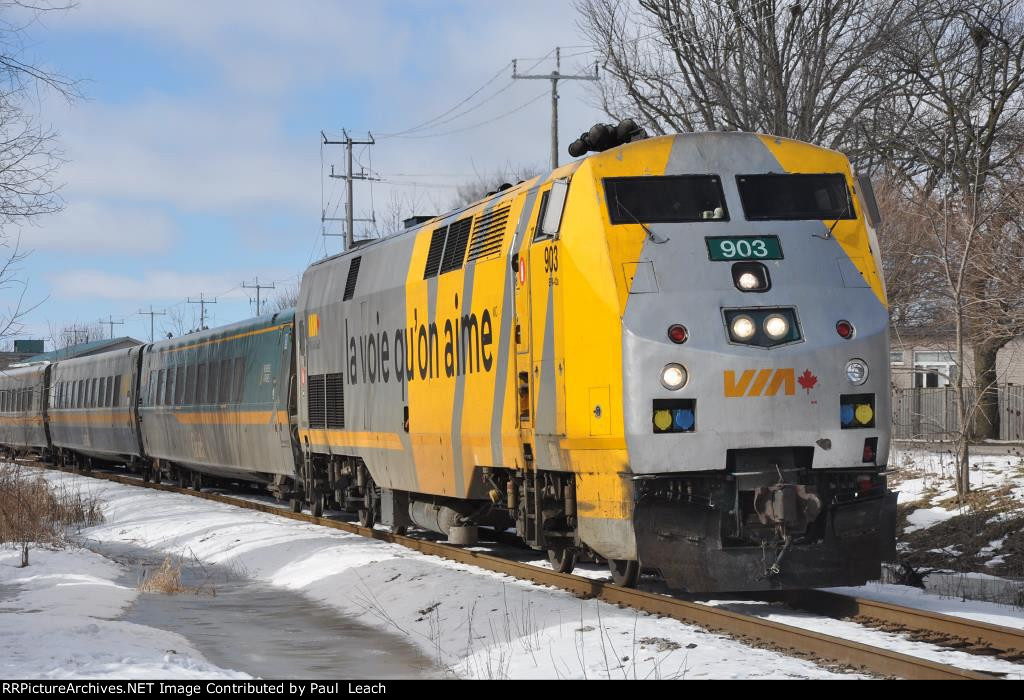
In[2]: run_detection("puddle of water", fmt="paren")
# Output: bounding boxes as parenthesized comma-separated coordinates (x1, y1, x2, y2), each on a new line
(88, 541, 439, 679)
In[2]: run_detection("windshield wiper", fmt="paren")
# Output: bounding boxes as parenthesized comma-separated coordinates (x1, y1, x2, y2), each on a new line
(614, 196, 668, 244)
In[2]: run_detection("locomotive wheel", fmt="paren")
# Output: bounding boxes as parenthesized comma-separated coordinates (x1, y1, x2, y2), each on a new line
(290, 498, 302, 513)
(311, 491, 325, 518)
(547, 547, 577, 574)
(608, 559, 640, 587)
(191, 472, 203, 491)
(357, 507, 373, 528)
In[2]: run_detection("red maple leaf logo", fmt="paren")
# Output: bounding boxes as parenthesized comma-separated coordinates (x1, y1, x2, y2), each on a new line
(798, 369, 818, 394)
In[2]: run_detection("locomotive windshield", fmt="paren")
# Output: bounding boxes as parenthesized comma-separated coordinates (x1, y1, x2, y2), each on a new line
(737, 173, 854, 221)
(604, 175, 728, 224)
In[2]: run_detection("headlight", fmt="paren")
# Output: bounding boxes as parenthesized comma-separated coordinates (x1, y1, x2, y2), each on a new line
(763, 314, 789, 340)
(846, 359, 869, 385)
(661, 363, 688, 390)
(731, 315, 756, 341)
(737, 272, 761, 290)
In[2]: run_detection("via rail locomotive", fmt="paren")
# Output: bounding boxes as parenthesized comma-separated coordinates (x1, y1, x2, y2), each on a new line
(0, 128, 896, 591)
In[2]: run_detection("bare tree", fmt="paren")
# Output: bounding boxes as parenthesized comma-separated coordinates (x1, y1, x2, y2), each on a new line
(271, 281, 299, 312)
(451, 163, 544, 209)
(46, 321, 105, 350)
(366, 188, 445, 239)
(161, 306, 194, 338)
(880, 0, 1024, 452)
(577, 0, 912, 156)
(0, 2, 79, 345)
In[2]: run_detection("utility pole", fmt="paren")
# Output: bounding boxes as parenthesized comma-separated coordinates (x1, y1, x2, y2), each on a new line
(513, 47, 599, 169)
(99, 315, 125, 340)
(137, 306, 167, 342)
(242, 277, 276, 316)
(187, 293, 217, 331)
(321, 129, 378, 250)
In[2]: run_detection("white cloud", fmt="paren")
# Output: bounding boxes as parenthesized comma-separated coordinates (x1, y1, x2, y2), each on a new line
(16, 200, 175, 255)
(48, 269, 252, 303)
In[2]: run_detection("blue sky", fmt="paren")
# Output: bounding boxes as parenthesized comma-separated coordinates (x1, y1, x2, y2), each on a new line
(7, 1, 605, 346)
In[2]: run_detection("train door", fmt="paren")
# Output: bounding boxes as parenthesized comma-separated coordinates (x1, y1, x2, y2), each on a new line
(276, 326, 292, 450)
(522, 178, 570, 466)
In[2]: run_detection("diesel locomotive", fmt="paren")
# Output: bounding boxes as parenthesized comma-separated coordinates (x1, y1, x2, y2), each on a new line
(0, 130, 896, 592)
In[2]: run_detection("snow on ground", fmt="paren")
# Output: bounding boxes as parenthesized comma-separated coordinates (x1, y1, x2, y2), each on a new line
(827, 580, 1024, 631)
(890, 448, 1024, 575)
(37, 469, 861, 680)
(904, 507, 959, 534)
(0, 546, 250, 679)
(701, 593, 1024, 677)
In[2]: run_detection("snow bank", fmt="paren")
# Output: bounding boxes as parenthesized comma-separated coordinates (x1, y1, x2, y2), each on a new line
(0, 547, 249, 679)
(42, 470, 860, 680)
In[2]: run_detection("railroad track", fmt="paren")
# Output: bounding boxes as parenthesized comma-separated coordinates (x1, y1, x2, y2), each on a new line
(28, 459, 1023, 680)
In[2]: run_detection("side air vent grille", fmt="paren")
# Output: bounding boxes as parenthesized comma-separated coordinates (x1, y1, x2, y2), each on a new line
(343, 257, 361, 301)
(325, 372, 345, 429)
(439, 217, 473, 274)
(423, 227, 447, 279)
(308, 374, 326, 429)
(467, 206, 510, 262)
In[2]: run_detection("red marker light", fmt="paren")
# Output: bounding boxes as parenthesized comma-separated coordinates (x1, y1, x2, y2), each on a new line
(667, 324, 688, 344)
(836, 320, 854, 339)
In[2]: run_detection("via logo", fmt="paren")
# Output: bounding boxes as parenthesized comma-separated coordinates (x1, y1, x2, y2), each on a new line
(724, 368, 796, 398)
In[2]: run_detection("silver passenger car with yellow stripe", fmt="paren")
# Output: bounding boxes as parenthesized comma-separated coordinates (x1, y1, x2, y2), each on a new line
(295, 130, 896, 591)
(0, 364, 49, 456)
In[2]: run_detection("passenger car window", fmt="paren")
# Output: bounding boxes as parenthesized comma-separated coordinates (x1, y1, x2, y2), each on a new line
(196, 363, 208, 405)
(232, 358, 245, 404)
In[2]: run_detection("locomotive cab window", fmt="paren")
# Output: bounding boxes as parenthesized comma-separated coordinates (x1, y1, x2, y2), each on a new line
(736, 173, 855, 220)
(604, 175, 728, 224)
(534, 178, 569, 241)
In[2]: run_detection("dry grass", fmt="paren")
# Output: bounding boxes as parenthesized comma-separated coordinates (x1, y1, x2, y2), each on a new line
(138, 554, 215, 596)
(0, 462, 104, 566)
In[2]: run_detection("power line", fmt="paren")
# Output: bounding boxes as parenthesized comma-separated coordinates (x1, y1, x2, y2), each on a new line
(187, 293, 217, 331)
(389, 90, 549, 140)
(512, 47, 600, 169)
(322, 129, 378, 250)
(137, 306, 166, 343)
(99, 315, 125, 340)
(377, 62, 512, 138)
(242, 277, 276, 316)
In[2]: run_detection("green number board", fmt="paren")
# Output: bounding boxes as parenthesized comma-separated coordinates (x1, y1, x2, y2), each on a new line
(706, 235, 783, 261)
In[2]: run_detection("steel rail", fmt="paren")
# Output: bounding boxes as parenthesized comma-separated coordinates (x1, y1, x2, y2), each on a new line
(38, 463, 1001, 680)
(785, 589, 1024, 659)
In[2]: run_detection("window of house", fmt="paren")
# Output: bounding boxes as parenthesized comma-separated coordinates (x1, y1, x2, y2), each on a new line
(913, 350, 957, 388)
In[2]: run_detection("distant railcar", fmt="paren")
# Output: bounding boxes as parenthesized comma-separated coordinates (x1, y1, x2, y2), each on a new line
(0, 364, 49, 456)
(137, 310, 295, 488)
(48, 348, 143, 468)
